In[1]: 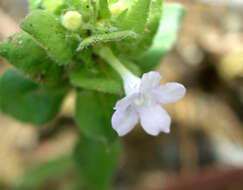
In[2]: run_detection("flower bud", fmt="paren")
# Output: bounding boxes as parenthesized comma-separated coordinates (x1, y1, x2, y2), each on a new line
(62, 11, 82, 31)
(110, 1, 127, 17)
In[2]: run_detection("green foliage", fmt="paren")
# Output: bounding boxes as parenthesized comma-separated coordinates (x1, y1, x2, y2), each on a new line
(71, 50, 141, 94)
(21, 10, 74, 65)
(115, 0, 163, 56)
(71, 64, 123, 94)
(0, 70, 67, 125)
(74, 135, 120, 190)
(138, 3, 185, 72)
(77, 30, 137, 50)
(98, 0, 111, 19)
(0, 1, 186, 189)
(135, 0, 163, 53)
(14, 155, 76, 190)
(0, 33, 64, 85)
(75, 90, 120, 145)
(120, 0, 151, 34)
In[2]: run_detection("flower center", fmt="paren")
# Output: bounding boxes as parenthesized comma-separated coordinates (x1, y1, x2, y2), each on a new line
(134, 93, 153, 107)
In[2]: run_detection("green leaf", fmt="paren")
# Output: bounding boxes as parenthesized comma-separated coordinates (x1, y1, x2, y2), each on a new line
(0, 70, 67, 125)
(71, 52, 141, 94)
(0, 33, 64, 85)
(74, 135, 120, 190)
(21, 10, 74, 65)
(121, 0, 151, 34)
(72, 49, 123, 94)
(98, 0, 111, 19)
(71, 65, 123, 94)
(138, 3, 185, 72)
(135, 0, 163, 53)
(15, 155, 76, 190)
(75, 90, 120, 145)
(115, 0, 164, 56)
(77, 30, 137, 50)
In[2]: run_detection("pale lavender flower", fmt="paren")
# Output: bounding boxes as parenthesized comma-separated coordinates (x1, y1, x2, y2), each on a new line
(112, 71, 186, 136)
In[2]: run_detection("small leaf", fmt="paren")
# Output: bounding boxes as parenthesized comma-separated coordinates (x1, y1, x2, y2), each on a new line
(138, 3, 185, 72)
(0, 70, 67, 125)
(0, 33, 64, 85)
(71, 66, 123, 94)
(135, 0, 163, 53)
(72, 49, 122, 94)
(121, 0, 151, 34)
(74, 135, 120, 190)
(71, 53, 141, 94)
(75, 90, 120, 145)
(115, 0, 163, 56)
(77, 30, 137, 50)
(21, 10, 74, 65)
(98, 0, 111, 19)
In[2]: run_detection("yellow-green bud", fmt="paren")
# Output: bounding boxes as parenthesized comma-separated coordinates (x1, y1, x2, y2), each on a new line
(110, 2, 127, 17)
(62, 11, 82, 31)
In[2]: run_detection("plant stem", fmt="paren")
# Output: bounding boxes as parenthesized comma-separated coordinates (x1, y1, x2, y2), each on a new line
(97, 47, 132, 80)
(97, 47, 141, 96)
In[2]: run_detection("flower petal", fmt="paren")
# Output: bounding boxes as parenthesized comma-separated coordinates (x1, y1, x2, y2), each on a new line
(140, 71, 162, 93)
(112, 106, 138, 136)
(139, 104, 171, 136)
(154, 82, 186, 104)
(114, 93, 139, 111)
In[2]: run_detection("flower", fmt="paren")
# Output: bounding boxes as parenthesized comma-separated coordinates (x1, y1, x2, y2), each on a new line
(97, 47, 186, 136)
(112, 71, 186, 136)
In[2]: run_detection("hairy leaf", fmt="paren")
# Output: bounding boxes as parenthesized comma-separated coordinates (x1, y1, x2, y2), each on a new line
(21, 10, 74, 65)
(135, 0, 163, 53)
(71, 66, 123, 94)
(121, 0, 151, 34)
(71, 51, 141, 94)
(138, 3, 185, 72)
(77, 30, 137, 50)
(0, 33, 64, 85)
(115, 0, 163, 56)
(98, 0, 111, 19)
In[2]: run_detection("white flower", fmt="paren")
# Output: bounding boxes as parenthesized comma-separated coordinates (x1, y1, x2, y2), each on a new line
(112, 71, 186, 136)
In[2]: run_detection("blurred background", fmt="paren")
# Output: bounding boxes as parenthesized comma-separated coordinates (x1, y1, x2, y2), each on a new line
(0, 0, 243, 190)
